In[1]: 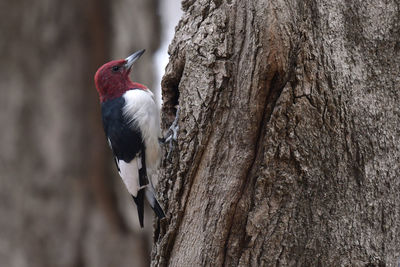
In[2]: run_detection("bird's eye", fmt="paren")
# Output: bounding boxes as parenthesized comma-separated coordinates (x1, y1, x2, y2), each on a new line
(112, 66, 120, 72)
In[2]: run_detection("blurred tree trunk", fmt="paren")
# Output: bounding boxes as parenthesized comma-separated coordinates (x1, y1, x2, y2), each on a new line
(0, 0, 159, 267)
(155, 0, 400, 266)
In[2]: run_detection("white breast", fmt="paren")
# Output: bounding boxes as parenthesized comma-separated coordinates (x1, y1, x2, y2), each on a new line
(122, 89, 161, 171)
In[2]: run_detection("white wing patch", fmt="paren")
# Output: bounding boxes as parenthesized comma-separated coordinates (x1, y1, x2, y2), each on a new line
(122, 89, 161, 171)
(118, 158, 140, 197)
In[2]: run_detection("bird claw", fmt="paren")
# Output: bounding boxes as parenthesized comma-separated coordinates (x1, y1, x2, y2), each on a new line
(161, 107, 180, 158)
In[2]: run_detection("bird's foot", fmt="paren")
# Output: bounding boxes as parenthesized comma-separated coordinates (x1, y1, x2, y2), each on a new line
(160, 107, 180, 157)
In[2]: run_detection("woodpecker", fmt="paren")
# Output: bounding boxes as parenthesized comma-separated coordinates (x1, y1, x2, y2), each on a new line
(94, 49, 165, 227)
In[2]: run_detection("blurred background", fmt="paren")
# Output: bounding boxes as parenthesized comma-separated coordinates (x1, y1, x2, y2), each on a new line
(0, 0, 181, 266)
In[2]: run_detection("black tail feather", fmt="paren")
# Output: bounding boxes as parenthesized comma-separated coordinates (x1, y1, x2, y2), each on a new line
(132, 190, 145, 228)
(133, 147, 165, 227)
(152, 199, 166, 219)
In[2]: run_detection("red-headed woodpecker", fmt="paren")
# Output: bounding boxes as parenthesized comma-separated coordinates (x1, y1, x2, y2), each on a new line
(94, 49, 165, 227)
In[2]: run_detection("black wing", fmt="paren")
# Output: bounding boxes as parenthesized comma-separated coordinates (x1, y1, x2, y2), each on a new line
(101, 96, 148, 227)
(101, 96, 142, 163)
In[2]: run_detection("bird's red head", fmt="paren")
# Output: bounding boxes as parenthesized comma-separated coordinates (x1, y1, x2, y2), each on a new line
(94, 49, 147, 102)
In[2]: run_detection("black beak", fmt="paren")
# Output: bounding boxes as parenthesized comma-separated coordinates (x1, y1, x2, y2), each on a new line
(124, 49, 145, 70)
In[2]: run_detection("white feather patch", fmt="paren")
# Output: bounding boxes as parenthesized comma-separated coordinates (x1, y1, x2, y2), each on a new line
(122, 89, 161, 171)
(118, 158, 140, 197)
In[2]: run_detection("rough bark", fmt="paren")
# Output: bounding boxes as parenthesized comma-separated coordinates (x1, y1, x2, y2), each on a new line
(155, 0, 400, 266)
(0, 0, 159, 266)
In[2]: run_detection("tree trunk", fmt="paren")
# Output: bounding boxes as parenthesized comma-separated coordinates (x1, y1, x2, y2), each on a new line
(0, 1, 159, 266)
(155, 0, 400, 266)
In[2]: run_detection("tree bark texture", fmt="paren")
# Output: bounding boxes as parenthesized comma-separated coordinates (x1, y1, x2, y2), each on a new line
(0, 0, 160, 266)
(156, 0, 400, 266)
